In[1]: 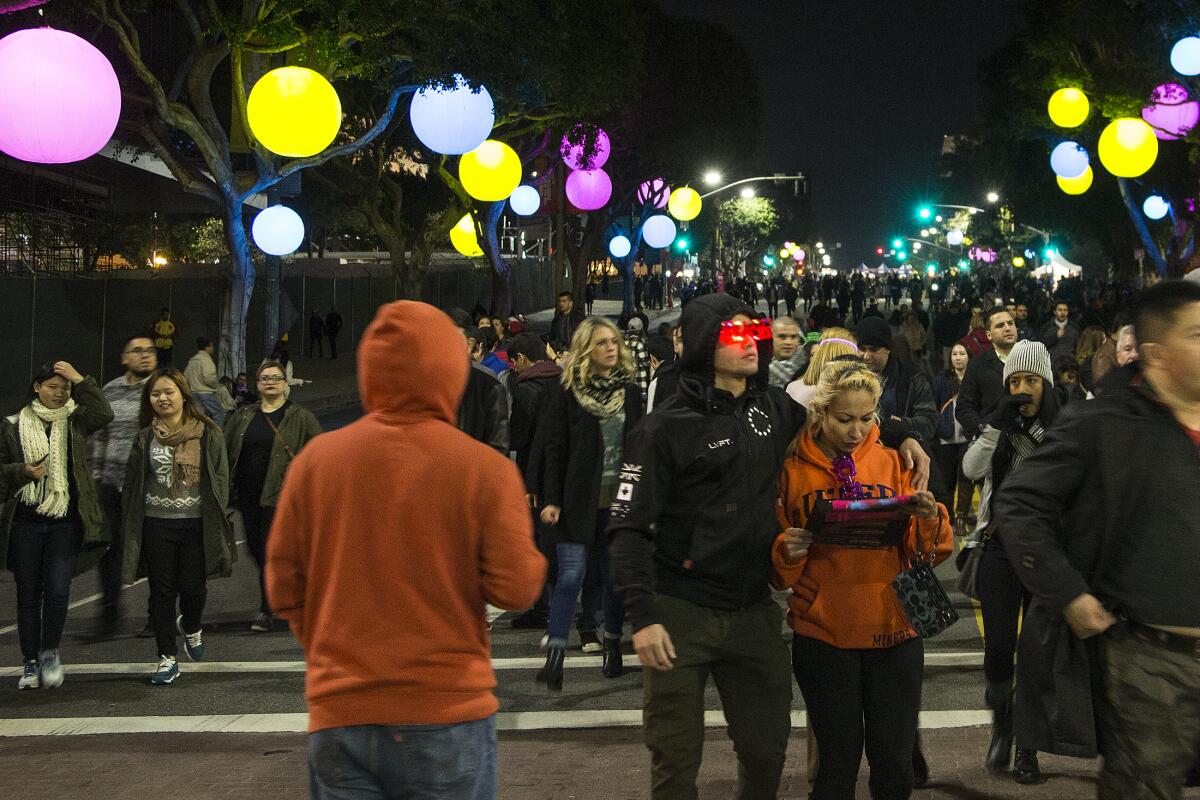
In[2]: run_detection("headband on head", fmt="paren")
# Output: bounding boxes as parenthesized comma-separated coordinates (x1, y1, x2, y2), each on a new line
(820, 337, 859, 352)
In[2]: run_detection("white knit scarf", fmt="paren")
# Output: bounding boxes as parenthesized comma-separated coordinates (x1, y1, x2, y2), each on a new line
(17, 398, 76, 518)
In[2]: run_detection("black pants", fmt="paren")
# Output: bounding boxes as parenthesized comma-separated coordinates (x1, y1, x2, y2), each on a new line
(10, 515, 79, 661)
(978, 538, 1028, 686)
(97, 484, 126, 624)
(933, 442, 972, 518)
(141, 517, 207, 658)
(239, 503, 275, 614)
(309, 334, 323, 357)
(328, 333, 339, 358)
(793, 635, 924, 800)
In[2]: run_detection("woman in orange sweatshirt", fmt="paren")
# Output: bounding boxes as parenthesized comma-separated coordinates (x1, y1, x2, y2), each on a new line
(772, 360, 952, 800)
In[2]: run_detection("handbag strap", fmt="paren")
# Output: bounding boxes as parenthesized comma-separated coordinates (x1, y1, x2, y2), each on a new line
(261, 406, 296, 460)
(901, 504, 944, 568)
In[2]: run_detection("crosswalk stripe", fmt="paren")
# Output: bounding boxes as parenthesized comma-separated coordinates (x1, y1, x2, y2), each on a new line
(0, 709, 992, 737)
(0, 651, 984, 677)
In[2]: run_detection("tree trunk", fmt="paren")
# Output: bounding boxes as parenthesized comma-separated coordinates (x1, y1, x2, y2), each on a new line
(480, 202, 514, 317)
(218, 208, 255, 378)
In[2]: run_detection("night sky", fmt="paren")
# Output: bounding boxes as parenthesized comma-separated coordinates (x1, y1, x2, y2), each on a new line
(656, 1, 1017, 266)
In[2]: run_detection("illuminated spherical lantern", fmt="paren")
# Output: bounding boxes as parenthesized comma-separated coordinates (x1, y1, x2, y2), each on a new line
(1097, 118, 1159, 178)
(642, 215, 677, 249)
(247, 67, 342, 158)
(1057, 166, 1094, 195)
(779, 248, 791, 259)
(795, 249, 806, 262)
(1142, 83, 1200, 141)
(1143, 195, 1170, 220)
(565, 168, 612, 211)
(252, 206, 305, 256)
(0, 28, 121, 164)
(409, 74, 494, 155)
(449, 214, 483, 257)
(1047, 87, 1090, 128)
(638, 177, 669, 209)
(508, 185, 540, 216)
(946, 229, 964, 247)
(668, 187, 703, 221)
(459, 140, 522, 202)
(1050, 141, 1089, 179)
(560, 124, 610, 171)
(1171, 36, 1200, 77)
(609, 235, 632, 259)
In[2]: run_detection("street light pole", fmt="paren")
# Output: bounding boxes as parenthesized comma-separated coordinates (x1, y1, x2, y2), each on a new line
(699, 174, 807, 200)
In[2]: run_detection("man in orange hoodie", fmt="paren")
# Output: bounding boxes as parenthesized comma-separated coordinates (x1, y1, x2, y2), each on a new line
(266, 300, 546, 800)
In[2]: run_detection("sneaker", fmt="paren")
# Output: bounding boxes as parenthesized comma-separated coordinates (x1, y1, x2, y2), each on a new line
(177, 615, 205, 661)
(17, 660, 39, 690)
(580, 631, 602, 653)
(250, 612, 273, 633)
(151, 655, 179, 685)
(38, 649, 64, 689)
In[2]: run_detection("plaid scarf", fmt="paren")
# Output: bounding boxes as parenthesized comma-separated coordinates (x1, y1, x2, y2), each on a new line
(569, 362, 630, 420)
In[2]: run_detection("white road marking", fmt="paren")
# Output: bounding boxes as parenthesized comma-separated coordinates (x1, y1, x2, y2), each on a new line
(0, 651, 984, 677)
(0, 709, 992, 738)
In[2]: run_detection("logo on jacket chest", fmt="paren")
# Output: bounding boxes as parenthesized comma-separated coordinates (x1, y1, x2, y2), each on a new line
(707, 438, 733, 450)
(746, 406, 772, 438)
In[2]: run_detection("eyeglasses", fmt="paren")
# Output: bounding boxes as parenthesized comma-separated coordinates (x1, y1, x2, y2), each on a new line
(124, 347, 156, 356)
(258, 375, 286, 383)
(718, 320, 772, 347)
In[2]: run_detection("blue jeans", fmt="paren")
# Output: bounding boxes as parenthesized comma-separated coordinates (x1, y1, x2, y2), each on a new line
(9, 515, 79, 662)
(546, 510, 624, 647)
(194, 392, 224, 427)
(308, 716, 496, 800)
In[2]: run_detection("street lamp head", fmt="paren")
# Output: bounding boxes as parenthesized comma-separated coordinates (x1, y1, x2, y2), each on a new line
(986, 191, 1000, 204)
(703, 170, 722, 186)
(740, 186, 756, 198)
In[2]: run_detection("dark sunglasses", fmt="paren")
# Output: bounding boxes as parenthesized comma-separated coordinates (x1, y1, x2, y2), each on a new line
(718, 320, 772, 346)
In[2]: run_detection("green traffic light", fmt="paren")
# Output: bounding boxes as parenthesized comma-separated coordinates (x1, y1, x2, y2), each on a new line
(918, 206, 932, 220)
(1044, 246, 1057, 259)
(897, 252, 908, 261)
(891, 238, 903, 249)
(676, 238, 689, 251)
(958, 259, 970, 269)
(762, 255, 776, 267)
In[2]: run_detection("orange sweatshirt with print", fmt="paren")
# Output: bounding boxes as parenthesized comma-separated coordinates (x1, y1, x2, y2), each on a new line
(771, 426, 953, 649)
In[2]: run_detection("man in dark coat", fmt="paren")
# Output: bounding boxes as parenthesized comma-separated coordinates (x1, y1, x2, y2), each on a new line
(549, 291, 586, 350)
(308, 310, 325, 358)
(324, 308, 343, 359)
(956, 307, 1019, 437)
(995, 280, 1200, 798)
(1037, 301, 1081, 364)
(455, 324, 509, 455)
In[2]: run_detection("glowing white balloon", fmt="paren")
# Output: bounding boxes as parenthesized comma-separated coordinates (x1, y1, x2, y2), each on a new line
(642, 215, 676, 249)
(609, 235, 632, 259)
(252, 206, 305, 256)
(508, 185, 540, 216)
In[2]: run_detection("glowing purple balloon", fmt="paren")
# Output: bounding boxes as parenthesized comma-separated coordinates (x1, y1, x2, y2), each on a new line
(0, 28, 122, 164)
(565, 168, 612, 211)
(560, 125, 610, 171)
(1142, 83, 1200, 141)
(637, 177, 670, 209)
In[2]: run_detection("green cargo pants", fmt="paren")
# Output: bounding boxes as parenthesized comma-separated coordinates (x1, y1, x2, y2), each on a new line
(1097, 629, 1200, 800)
(642, 594, 793, 800)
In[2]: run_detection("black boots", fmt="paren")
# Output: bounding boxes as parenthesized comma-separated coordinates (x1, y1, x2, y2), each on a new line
(536, 646, 565, 691)
(1012, 748, 1043, 784)
(985, 681, 1014, 773)
(602, 637, 624, 678)
(912, 732, 929, 788)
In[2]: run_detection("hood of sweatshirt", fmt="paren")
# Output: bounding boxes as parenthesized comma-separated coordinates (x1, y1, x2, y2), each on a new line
(357, 301, 467, 423)
(794, 423, 882, 472)
(514, 359, 563, 385)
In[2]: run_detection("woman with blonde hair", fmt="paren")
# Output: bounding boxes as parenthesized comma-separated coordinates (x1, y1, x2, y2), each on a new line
(774, 360, 952, 798)
(538, 317, 644, 689)
(786, 327, 860, 410)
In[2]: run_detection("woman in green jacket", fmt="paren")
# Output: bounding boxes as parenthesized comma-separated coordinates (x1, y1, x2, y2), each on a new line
(224, 359, 321, 632)
(1, 361, 113, 690)
(122, 368, 233, 685)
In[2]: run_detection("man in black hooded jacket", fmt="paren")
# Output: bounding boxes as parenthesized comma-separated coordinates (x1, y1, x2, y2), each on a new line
(609, 294, 930, 799)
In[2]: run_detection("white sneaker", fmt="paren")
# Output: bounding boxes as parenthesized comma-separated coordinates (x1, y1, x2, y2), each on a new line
(38, 650, 63, 689)
(18, 660, 39, 690)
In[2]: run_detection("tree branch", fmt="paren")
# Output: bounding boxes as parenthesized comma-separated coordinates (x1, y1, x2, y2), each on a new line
(173, 0, 204, 43)
(229, 47, 254, 154)
(138, 122, 222, 205)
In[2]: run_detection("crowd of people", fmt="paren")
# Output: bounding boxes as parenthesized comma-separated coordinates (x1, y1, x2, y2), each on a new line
(3, 264, 1198, 800)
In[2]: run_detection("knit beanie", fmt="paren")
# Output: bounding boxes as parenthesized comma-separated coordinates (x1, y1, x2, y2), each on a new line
(1003, 339, 1054, 386)
(855, 316, 893, 350)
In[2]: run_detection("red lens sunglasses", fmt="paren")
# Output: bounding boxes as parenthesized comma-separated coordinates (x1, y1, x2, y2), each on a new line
(718, 320, 773, 346)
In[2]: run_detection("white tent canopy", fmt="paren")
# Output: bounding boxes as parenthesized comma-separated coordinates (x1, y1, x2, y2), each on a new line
(1032, 252, 1083, 285)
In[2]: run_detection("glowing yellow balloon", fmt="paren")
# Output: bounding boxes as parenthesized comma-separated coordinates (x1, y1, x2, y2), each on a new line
(449, 214, 483, 257)
(458, 139, 521, 202)
(668, 187, 702, 221)
(1056, 166, 1093, 195)
(779, 248, 790, 259)
(1097, 118, 1158, 178)
(1047, 87, 1089, 128)
(247, 67, 342, 157)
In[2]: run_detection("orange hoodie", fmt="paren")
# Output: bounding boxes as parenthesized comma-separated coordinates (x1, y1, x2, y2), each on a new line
(266, 301, 546, 732)
(771, 426, 952, 650)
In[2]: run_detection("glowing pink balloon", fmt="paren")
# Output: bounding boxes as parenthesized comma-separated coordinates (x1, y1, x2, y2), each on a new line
(1142, 83, 1200, 141)
(0, 28, 121, 164)
(560, 125, 610, 171)
(637, 177, 669, 209)
(565, 168, 612, 211)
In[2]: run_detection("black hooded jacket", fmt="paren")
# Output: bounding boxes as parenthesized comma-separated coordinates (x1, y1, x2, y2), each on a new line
(608, 294, 806, 630)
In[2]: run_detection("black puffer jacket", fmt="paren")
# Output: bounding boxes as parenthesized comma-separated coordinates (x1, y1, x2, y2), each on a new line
(458, 363, 509, 454)
(609, 294, 805, 631)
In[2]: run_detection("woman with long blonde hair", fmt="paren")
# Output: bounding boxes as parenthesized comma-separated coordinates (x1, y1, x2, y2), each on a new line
(538, 317, 644, 689)
(786, 327, 860, 410)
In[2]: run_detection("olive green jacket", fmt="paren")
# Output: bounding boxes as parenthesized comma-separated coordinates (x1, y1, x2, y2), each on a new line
(0, 377, 114, 575)
(223, 401, 322, 508)
(121, 425, 235, 584)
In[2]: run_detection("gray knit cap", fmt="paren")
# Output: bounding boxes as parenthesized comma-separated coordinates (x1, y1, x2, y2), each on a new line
(1003, 339, 1054, 386)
